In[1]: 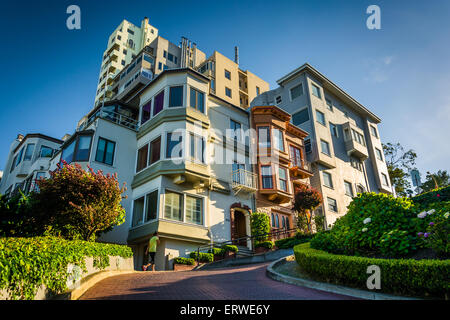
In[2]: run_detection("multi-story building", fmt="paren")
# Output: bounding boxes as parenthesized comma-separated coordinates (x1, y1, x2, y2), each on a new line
(250, 105, 312, 235)
(0, 134, 63, 196)
(251, 63, 392, 227)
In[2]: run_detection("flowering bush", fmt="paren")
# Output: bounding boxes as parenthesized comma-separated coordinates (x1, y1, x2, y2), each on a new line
(379, 229, 415, 257)
(416, 203, 450, 258)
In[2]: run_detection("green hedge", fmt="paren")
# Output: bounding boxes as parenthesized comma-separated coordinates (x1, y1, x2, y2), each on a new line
(294, 243, 450, 298)
(255, 240, 273, 249)
(174, 257, 195, 265)
(411, 185, 450, 207)
(275, 233, 313, 249)
(189, 251, 214, 263)
(208, 248, 225, 256)
(0, 236, 133, 300)
(221, 244, 238, 253)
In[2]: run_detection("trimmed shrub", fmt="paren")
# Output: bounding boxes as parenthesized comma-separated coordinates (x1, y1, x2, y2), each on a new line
(275, 233, 313, 249)
(294, 243, 450, 298)
(174, 257, 195, 265)
(250, 212, 271, 244)
(208, 248, 225, 256)
(189, 251, 214, 263)
(0, 237, 133, 300)
(221, 244, 238, 253)
(255, 241, 273, 249)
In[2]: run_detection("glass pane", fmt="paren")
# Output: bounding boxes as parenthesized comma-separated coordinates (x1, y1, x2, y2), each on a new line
(141, 100, 151, 124)
(153, 91, 164, 116)
(164, 191, 182, 221)
(169, 86, 183, 107)
(95, 138, 106, 163)
(40, 146, 53, 158)
(186, 195, 202, 225)
(150, 137, 161, 164)
(197, 91, 204, 113)
(132, 197, 145, 227)
(137, 145, 148, 172)
(258, 127, 271, 148)
(75, 136, 92, 161)
(105, 140, 115, 165)
(61, 140, 75, 164)
(166, 132, 182, 158)
(190, 88, 196, 108)
(24, 144, 35, 161)
(292, 109, 309, 125)
(145, 191, 158, 221)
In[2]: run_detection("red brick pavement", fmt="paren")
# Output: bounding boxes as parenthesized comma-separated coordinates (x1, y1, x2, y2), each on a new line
(79, 262, 357, 300)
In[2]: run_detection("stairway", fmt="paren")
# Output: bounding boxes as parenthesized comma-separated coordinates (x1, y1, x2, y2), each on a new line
(236, 245, 254, 258)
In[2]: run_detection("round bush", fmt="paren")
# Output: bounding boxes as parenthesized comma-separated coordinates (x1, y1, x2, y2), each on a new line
(255, 240, 273, 249)
(174, 257, 195, 265)
(189, 251, 213, 263)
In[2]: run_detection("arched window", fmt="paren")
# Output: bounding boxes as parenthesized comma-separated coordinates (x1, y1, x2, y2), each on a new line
(286, 217, 290, 230)
(275, 215, 280, 228)
(271, 213, 275, 227)
(356, 184, 365, 194)
(282, 216, 286, 229)
(128, 39, 134, 48)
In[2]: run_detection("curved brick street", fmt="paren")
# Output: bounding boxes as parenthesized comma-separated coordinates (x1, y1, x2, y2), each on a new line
(79, 262, 356, 300)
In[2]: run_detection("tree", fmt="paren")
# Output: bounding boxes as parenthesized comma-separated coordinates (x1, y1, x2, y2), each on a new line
(293, 184, 323, 234)
(33, 162, 127, 241)
(382, 142, 417, 197)
(250, 212, 271, 244)
(421, 170, 450, 193)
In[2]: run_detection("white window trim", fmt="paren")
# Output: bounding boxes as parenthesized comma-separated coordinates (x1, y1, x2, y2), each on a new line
(129, 188, 160, 229)
(162, 188, 206, 227)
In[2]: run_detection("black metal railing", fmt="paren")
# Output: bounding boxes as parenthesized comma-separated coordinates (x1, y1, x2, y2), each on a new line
(194, 227, 298, 265)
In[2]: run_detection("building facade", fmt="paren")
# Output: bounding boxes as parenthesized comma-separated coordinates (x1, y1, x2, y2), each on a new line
(251, 105, 312, 236)
(251, 63, 392, 227)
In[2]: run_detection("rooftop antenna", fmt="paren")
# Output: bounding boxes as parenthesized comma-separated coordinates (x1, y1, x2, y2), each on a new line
(234, 46, 239, 65)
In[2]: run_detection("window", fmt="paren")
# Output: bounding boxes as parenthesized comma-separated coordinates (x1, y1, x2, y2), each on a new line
(290, 84, 303, 100)
(166, 132, 183, 158)
(132, 196, 145, 227)
(256, 86, 260, 95)
(168, 53, 174, 62)
(311, 84, 321, 98)
(163, 50, 167, 58)
(117, 35, 121, 40)
(145, 191, 158, 222)
(127, 28, 134, 35)
(271, 213, 275, 227)
(95, 138, 116, 166)
(189, 133, 205, 163)
(292, 108, 309, 126)
(158, 62, 162, 70)
(290, 146, 302, 167)
(136, 144, 148, 172)
(305, 139, 311, 153)
(123, 49, 127, 55)
(327, 197, 338, 212)
(272, 128, 285, 152)
(61, 135, 92, 164)
(190, 88, 204, 113)
(325, 98, 333, 111)
(330, 123, 338, 137)
(356, 185, 365, 194)
(230, 119, 242, 142)
(143, 54, 154, 64)
(286, 217, 290, 229)
(350, 157, 363, 171)
(352, 129, 365, 146)
(153, 90, 164, 116)
(225, 87, 232, 98)
(164, 191, 183, 221)
(275, 215, 280, 228)
(320, 139, 331, 156)
(224, 69, 231, 80)
(258, 126, 271, 149)
(282, 216, 286, 229)
(275, 96, 282, 105)
(149, 137, 161, 165)
(370, 125, 378, 138)
(261, 166, 273, 189)
(15, 148, 24, 168)
(34, 172, 46, 192)
(375, 148, 383, 161)
(121, 60, 125, 66)
(316, 110, 326, 125)
(169, 86, 183, 107)
(39, 146, 54, 158)
(279, 167, 288, 192)
(186, 195, 203, 225)
(381, 173, 389, 186)
(344, 181, 353, 197)
(24, 144, 35, 161)
(323, 171, 333, 188)
(141, 100, 152, 124)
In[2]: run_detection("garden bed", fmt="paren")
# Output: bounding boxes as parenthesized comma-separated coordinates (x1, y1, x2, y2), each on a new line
(294, 243, 449, 299)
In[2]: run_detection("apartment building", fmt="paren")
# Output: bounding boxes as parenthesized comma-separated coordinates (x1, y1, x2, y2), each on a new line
(196, 51, 269, 110)
(95, 17, 159, 106)
(251, 105, 312, 235)
(251, 63, 392, 227)
(0, 134, 63, 196)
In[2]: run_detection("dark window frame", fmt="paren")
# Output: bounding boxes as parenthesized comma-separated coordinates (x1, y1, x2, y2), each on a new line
(95, 137, 116, 166)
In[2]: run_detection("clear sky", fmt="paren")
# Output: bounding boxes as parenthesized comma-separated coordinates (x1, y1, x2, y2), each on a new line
(0, 0, 449, 182)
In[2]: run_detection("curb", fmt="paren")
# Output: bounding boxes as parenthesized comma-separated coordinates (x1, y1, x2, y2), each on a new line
(53, 270, 138, 300)
(266, 256, 420, 300)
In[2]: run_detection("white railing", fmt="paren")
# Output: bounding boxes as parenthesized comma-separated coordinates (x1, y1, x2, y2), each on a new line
(78, 108, 139, 131)
(231, 169, 257, 192)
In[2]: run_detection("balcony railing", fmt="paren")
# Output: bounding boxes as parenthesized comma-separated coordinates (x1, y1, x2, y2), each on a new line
(78, 107, 139, 131)
(231, 169, 257, 194)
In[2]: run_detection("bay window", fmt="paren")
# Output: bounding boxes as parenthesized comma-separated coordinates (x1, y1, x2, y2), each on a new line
(61, 134, 92, 164)
(166, 132, 183, 159)
(261, 165, 273, 189)
(272, 128, 285, 152)
(278, 167, 288, 192)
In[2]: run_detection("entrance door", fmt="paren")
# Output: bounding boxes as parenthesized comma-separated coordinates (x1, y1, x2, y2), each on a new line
(235, 211, 247, 246)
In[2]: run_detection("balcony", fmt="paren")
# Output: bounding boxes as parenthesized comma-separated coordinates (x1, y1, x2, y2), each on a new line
(78, 106, 139, 131)
(289, 160, 313, 179)
(259, 189, 293, 204)
(231, 169, 257, 195)
(343, 122, 369, 160)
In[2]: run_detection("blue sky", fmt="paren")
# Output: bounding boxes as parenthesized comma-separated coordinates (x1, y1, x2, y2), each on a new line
(0, 0, 449, 183)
